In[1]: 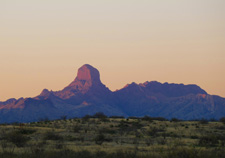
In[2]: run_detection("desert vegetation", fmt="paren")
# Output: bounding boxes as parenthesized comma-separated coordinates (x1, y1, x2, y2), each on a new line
(0, 114, 225, 158)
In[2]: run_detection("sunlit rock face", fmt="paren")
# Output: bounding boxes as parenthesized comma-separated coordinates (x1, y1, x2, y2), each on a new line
(54, 64, 111, 99)
(67, 64, 102, 93)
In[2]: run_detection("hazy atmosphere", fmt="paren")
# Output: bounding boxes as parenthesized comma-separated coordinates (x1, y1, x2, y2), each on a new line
(1, 0, 225, 101)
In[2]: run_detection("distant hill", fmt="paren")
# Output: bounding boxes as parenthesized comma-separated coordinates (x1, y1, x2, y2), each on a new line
(0, 64, 225, 123)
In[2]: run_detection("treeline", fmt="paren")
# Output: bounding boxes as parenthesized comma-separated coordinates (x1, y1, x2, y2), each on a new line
(2, 112, 225, 125)
(37, 113, 225, 124)
(80, 113, 225, 123)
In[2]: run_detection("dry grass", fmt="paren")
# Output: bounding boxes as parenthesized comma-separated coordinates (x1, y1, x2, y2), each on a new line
(0, 117, 225, 158)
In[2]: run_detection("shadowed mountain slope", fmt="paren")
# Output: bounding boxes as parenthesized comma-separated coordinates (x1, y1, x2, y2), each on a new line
(0, 64, 224, 123)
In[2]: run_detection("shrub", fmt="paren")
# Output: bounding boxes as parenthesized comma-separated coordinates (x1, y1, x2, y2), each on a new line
(131, 121, 143, 129)
(72, 124, 81, 133)
(199, 118, 209, 124)
(167, 147, 199, 158)
(171, 118, 181, 122)
(82, 115, 91, 122)
(152, 117, 168, 121)
(147, 127, 165, 137)
(43, 131, 63, 141)
(17, 128, 36, 135)
(128, 116, 140, 119)
(220, 117, 225, 124)
(99, 128, 116, 135)
(157, 137, 167, 145)
(95, 133, 105, 145)
(190, 135, 199, 139)
(4, 131, 30, 147)
(30, 141, 46, 155)
(118, 120, 132, 133)
(141, 116, 153, 122)
(93, 112, 108, 122)
(199, 135, 219, 147)
(93, 112, 107, 119)
(55, 140, 64, 149)
(109, 116, 125, 119)
(145, 138, 154, 146)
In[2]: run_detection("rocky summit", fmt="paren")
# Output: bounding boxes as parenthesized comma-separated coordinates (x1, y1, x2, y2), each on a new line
(53, 64, 111, 99)
(0, 64, 225, 123)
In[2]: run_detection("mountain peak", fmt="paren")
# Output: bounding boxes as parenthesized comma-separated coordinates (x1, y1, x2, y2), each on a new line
(76, 64, 100, 83)
(54, 64, 110, 99)
(40, 89, 50, 96)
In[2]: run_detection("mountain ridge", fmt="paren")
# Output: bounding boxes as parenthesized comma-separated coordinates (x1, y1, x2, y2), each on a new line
(0, 64, 224, 123)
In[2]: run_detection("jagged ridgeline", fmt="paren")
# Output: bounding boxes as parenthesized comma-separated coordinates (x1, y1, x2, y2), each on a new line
(0, 64, 225, 123)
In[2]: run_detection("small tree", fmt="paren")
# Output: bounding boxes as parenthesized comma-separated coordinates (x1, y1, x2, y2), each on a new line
(93, 112, 108, 122)
(93, 112, 107, 118)
(82, 115, 91, 122)
(171, 118, 180, 122)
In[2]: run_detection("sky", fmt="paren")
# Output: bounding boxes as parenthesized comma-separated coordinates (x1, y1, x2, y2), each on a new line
(0, 0, 225, 101)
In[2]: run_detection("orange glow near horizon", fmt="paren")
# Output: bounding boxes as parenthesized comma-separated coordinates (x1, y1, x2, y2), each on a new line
(0, 0, 225, 101)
